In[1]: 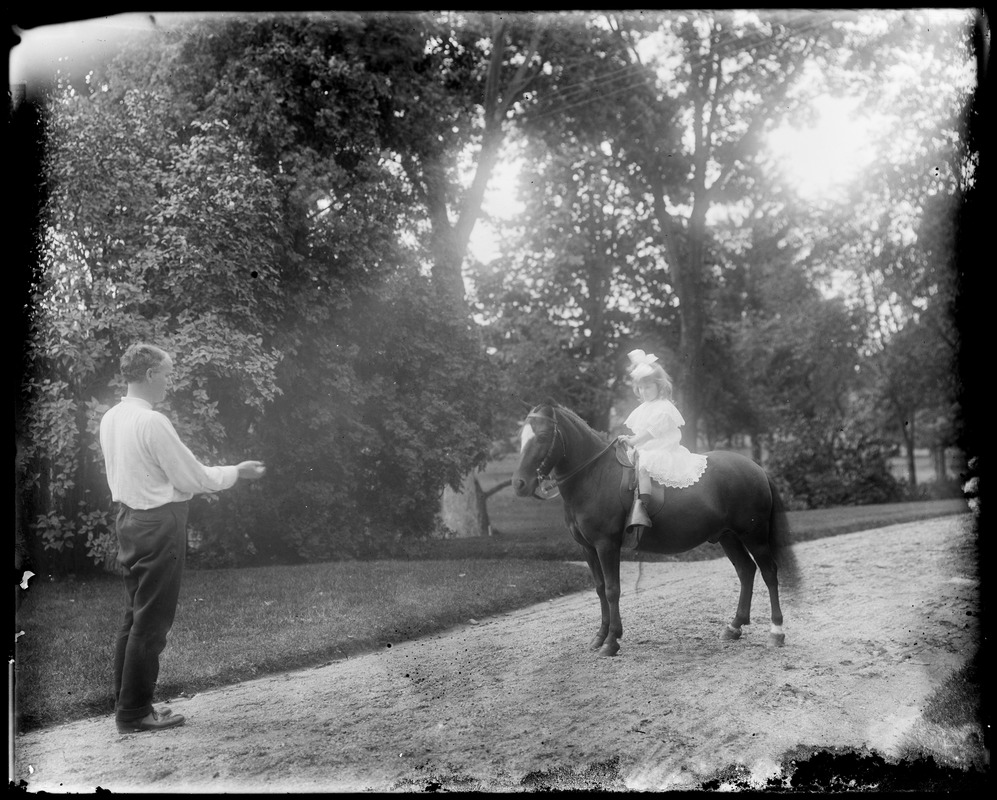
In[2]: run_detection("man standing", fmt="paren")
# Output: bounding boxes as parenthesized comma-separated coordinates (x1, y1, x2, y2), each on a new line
(99, 343, 266, 734)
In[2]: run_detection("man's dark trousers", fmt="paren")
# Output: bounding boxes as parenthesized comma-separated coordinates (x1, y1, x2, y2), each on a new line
(112, 501, 188, 725)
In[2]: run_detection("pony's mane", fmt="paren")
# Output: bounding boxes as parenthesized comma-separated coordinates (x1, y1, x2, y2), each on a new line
(549, 402, 610, 443)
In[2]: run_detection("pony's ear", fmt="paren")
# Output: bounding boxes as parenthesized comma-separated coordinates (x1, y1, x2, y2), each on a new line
(543, 396, 559, 408)
(520, 400, 534, 410)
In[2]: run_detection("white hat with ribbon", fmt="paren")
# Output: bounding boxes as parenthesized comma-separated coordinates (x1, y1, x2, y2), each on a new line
(627, 349, 658, 380)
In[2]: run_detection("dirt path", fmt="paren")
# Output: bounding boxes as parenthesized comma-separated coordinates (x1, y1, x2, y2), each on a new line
(13, 515, 981, 792)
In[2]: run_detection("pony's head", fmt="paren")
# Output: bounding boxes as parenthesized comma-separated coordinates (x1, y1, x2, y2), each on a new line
(512, 402, 563, 497)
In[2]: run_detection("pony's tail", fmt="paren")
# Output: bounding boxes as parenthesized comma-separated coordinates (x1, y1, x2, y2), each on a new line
(768, 476, 801, 590)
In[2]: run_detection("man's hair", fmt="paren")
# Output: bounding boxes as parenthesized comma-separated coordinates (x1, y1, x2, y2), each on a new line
(120, 343, 170, 383)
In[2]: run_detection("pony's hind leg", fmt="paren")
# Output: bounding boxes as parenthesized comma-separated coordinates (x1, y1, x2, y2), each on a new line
(719, 534, 756, 641)
(741, 539, 785, 648)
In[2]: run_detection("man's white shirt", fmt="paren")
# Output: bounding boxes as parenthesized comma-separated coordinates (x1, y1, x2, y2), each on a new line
(99, 396, 239, 509)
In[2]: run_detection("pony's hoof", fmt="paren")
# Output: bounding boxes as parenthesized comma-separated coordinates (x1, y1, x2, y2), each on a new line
(721, 624, 742, 641)
(767, 632, 786, 648)
(589, 636, 607, 650)
(598, 642, 620, 657)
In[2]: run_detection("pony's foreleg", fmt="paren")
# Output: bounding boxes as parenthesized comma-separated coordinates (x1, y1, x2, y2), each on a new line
(719, 535, 757, 641)
(576, 537, 610, 650)
(594, 544, 622, 657)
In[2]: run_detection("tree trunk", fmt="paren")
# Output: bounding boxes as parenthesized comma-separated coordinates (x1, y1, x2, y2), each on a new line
(932, 445, 947, 482)
(419, 144, 492, 539)
(905, 440, 918, 487)
(423, 21, 542, 538)
(440, 471, 491, 538)
(750, 430, 764, 465)
(678, 201, 708, 449)
(645, 131, 710, 450)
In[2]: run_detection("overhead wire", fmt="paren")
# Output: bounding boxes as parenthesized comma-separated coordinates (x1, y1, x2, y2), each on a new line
(539, 16, 830, 121)
(523, 14, 835, 124)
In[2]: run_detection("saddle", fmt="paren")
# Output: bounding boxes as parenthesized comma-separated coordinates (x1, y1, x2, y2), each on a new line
(615, 442, 719, 548)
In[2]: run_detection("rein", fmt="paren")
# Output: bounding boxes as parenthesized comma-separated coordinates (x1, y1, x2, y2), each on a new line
(526, 411, 619, 489)
(549, 439, 619, 486)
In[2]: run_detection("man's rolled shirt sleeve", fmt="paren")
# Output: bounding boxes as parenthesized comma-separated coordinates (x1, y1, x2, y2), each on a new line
(146, 415, 239, 498)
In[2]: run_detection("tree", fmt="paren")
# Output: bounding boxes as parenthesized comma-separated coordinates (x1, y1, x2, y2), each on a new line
(699, 188, 805, 455)
(605, 11, 845, 446)
(491, 11, 856, 448)
(474, 133, 660, 431)
(356, 13, 551, 531)
(154, 13, 507, 550)
(20, 14, 504, 567)
(739, 292, 894, 507)
(20, 58, 284, 572)
(808, 10, 975, 486)
(470, 16, 679, 430)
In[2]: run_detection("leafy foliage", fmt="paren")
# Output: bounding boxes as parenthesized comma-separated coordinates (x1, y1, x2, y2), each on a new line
(768, 417, 904, 509)
(20, 16, 505, 572)
(223, 273, 499, 564)
(473, 137, 654, 431)
(20, 64, 285, 571)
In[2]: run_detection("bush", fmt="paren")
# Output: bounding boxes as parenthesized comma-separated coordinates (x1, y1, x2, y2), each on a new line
(896, 477, 965, 502)
(769, 419, 905, 509)
(222, 273, 502, 563)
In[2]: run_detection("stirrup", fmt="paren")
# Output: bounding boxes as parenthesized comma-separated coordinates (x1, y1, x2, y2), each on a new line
(625, 497, 652, 533)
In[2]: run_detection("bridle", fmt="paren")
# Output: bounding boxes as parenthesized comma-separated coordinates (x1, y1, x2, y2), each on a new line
(526, 411, 565, 479)
(526, 409, 619, 492)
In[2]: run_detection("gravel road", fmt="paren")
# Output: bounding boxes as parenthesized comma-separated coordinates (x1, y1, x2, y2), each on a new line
(13, 514, 982, 792)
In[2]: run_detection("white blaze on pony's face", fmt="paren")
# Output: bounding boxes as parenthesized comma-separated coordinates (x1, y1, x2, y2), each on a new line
(520, 421, 537, 453)
(513, 417, 543, 497)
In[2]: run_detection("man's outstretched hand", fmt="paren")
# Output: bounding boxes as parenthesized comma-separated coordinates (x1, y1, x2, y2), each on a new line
(237, 461, 267, 480)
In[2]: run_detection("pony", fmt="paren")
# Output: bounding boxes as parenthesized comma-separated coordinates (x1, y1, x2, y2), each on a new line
(512, 401, 799, 656)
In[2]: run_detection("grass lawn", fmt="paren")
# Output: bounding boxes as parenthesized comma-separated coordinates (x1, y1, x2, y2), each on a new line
(14, 490, 972, 735)
(14, 559, 592, 732)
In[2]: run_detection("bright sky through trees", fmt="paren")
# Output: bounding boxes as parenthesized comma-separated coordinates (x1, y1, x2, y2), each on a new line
(766, 95, 880, 202)
(471, 93, 883, 264)
(12, 10, 975, 267)
(471, 154, 525, 264)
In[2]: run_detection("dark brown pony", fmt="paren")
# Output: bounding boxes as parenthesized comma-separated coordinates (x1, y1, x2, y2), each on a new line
(512, 402, 799, 656)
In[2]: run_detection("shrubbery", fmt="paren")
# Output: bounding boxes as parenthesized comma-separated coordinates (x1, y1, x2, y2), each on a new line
(768, 418, 905, 509)
(896, 476, 965, 502)
(213, 276, 500, 565)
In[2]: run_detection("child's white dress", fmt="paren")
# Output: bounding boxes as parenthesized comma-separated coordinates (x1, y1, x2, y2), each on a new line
(625, 398, 708, 488)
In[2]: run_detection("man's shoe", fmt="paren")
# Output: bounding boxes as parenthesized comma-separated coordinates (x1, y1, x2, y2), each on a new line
(116, 709, 186, 734)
